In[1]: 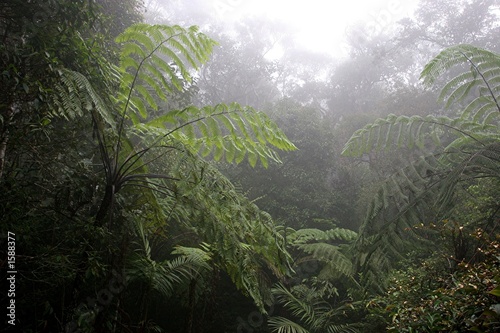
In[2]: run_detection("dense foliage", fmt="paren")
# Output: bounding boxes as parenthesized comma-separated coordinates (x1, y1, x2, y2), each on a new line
(1, 1, 499, 333)
(1, 1, 296, 332)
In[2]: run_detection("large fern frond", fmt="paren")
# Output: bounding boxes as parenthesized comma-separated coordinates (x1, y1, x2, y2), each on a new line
(115, 23, 217, 120)
(296, 243, 353, 278)
(343, 45, 500, 158)
(342, 44, 500, 293)
(142, 102, 297, 167)
(421, 44, 500, 116)
(166, 158, 292, 311)
(341, 113, 499, 158)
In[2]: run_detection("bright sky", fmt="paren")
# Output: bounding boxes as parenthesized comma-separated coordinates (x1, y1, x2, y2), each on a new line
(147, 0, 419, 58)
(211, 0, 419, 57)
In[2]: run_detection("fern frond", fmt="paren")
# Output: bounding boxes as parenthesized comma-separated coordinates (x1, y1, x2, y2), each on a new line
(115, 23, 217, 121)
(324, 228, 358, 242)
(421, 44, 500, 115)
(326, 324, 360, 333)
(269, 283, 360, 333)
(128, 222, 212, 298)
(51, 69, 116, 127)
(272, 283, 319, 326)
(297, 243, 353, 277)
(172, 243, 212, 266)
(164, 158, 292, 311)
(127, 253, 204, 298)
(143, 103, 297, 167)
(289, 228, 357, 244)
(421, 45, 498, 85)
(268, 317, 311, 333)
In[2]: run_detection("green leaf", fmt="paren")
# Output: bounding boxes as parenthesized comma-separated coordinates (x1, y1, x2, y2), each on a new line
(489, 286, 500, 297)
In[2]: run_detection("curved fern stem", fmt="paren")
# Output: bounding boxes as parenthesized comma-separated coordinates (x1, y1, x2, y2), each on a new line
(426, 119, 486, 147)
(460, 51, 500, 114)
(115, 32, 184, 172)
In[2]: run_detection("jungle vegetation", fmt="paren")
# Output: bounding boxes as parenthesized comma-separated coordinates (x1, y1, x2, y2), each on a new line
(1, 0, 499, 332)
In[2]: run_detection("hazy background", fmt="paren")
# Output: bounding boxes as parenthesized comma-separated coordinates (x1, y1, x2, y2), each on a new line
(143, 0, 420, 58)
(135, 0, 499, 233)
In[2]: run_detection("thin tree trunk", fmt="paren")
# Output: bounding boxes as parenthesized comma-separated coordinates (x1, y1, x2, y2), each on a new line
(95, 184, 114, 226)
(184, 279, 197, 333)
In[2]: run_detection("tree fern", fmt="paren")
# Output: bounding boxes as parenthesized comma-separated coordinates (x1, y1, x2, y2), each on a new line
(92, 23, 296, 226)
(92, 21, 297, 308)
(66, 23, 298, 313)
(342, 44, 500, 292)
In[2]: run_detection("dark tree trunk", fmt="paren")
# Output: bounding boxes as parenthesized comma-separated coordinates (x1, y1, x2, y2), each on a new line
(95, 184, 114, 226)
(184, 279, 197, 333)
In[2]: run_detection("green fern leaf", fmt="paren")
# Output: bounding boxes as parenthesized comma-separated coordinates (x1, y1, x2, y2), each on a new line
(268, 316, 311, 333)
(116, 23, 217, 120)
(143, 104, 295, 167)
(297, 243, 353, 277)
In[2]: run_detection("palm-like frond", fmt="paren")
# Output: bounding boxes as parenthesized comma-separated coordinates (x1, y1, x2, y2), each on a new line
(268, 316, 311, 333)
(127, 222, 211, 298)
(269, 284, 360, 333)
(271, 283, 321, 328)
